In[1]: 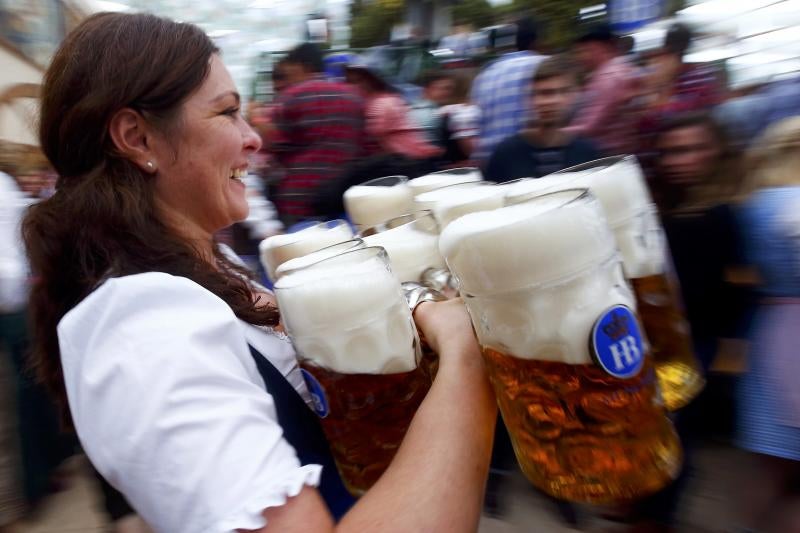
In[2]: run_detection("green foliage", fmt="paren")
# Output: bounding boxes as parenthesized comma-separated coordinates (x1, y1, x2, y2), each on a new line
(494, 0, 599, 50)
(452, 0, 495, 28)
(350, 0, 404, 48)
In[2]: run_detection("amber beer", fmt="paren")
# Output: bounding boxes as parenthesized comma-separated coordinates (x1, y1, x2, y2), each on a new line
(506, 156, 705, 411)
(298, 361, 430, 492)
(274, 247, 429, 495)
(631, 271, 704, 411)
(440, 189, 682, 504)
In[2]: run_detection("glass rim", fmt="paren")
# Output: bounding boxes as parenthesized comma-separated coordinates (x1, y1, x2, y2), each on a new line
(274, 245, 391, 290)
(274, 238, 366, 279)
(508, 187, 593, 210)
(262, 219, 352, 252)
(414, 180, 498, 203)
(417, 166, 480, 177)
(358, 209, 438, 237)
(549, 154, 636, 176)
(356, 175, 409, 187)
(497, 177, 535, 187)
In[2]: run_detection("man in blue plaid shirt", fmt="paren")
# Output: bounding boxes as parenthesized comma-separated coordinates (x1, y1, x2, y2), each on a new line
(470, 17, 546, 164)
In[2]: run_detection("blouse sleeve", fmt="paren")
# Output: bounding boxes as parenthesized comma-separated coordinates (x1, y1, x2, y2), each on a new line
(58, 273, 321, 533)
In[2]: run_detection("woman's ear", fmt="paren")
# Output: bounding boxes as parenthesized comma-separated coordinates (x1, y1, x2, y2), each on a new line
(108, 108, 158, 174)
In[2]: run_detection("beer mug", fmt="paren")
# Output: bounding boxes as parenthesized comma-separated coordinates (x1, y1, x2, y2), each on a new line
(505, 156, 705, 411)
(343, 175, 414, 230)
(440, 189, 682, 504)
(274, 246, 430, 495)
(274, 238, 366, 279)
(259, 220, 354, 282)
(362, 212, 447, 380)
(414, 182, 504, 230)
(408, 167, 483, 196)
(361, 211, 445, 284)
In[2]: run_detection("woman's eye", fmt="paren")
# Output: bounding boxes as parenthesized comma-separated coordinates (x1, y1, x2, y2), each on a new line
(222, 107, 240, 117)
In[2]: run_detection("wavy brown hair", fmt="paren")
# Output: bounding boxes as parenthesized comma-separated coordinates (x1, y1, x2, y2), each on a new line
(23, 12, 279, 427)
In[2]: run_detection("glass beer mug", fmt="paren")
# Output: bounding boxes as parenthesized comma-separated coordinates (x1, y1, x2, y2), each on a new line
(343, 175, 414, 230)
(259, 219, 354, 282)
(440, 189, 682, 504)
(506, 155, 705, 411)
(275, 246, 430, 495)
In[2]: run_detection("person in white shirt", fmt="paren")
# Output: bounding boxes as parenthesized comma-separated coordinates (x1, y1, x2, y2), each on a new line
(0, 171, 30, 314)
(0, 170, 28, 533)
(22, 12, 496, 533)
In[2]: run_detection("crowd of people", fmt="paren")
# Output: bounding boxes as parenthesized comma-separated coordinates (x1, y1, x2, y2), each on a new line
(1, 8, 800, 533)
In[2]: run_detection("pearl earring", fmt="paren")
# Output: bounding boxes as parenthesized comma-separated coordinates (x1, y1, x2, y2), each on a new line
(146, 161, 154, 170)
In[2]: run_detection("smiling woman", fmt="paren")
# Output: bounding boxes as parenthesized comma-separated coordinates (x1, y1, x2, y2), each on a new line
(21, 11, 496, 533)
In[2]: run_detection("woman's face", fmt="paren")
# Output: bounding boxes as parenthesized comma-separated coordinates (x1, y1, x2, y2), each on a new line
(657, 124, 722, 187)
(150, 54, 262, 239)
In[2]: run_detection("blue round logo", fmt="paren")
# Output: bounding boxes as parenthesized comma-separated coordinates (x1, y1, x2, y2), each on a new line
(301, 368, 329, 418)
(591, 305, 645, 379)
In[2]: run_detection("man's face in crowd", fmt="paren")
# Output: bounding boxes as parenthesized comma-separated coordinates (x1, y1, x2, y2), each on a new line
(425, 78, 455, 106)
(532, 74, 577, 128)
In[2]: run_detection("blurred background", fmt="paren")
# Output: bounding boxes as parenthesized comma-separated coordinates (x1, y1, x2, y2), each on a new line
(3, 1, 800, 532)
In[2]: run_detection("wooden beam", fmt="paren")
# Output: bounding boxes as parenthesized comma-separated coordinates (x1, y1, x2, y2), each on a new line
(0, 35, 46, 72)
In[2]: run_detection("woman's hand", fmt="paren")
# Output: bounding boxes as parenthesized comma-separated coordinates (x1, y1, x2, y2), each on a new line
(413, 298, 481, 364)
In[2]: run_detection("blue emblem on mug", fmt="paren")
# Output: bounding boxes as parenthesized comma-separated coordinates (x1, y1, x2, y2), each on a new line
(591, 305, 645, 379)
(301, 368, 329, 418)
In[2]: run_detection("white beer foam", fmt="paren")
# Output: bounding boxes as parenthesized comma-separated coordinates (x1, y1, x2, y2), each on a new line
(414, 182, 484, 213)
(344, 182, 414, 228)
(440, 193, 615, 294)
(505, 157, 666, 279)
(611, 205, 666, 278)
(440, 191, 633, 364)
(434, 186, 505, 228)
(274, 239, 365, 279)
(408, 168, 483, 195)
(364, 223, 445, 282)
(275, 253, 418, 374)
(468, 259, 635, 364)
(415, 184, 504, 229)
(259, 223, 354, 282)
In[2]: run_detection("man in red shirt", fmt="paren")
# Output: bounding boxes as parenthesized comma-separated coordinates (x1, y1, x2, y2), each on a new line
(271, 43, 365, 226)
(565, 25, 641, 156)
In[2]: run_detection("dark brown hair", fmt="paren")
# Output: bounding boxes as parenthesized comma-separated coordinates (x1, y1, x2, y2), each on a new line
(23, 12, 279, 426)
(532, 55, 576, 85)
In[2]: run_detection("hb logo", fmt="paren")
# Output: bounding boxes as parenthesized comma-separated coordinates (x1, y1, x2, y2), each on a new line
(609, 335, 642, 372)
(301, 369, 330, 418)
(592, 305, 645, 379)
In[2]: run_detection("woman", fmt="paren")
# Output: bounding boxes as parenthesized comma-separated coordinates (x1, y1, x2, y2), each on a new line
(23, 13, 496, 533)
(635, 112, 748, 531)
(344, 62, 442, 162)
(652, 112, 747, 370)
(735, 116, 800, 532)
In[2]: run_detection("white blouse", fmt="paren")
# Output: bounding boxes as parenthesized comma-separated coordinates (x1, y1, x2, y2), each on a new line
(58, 272, 321, 533)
